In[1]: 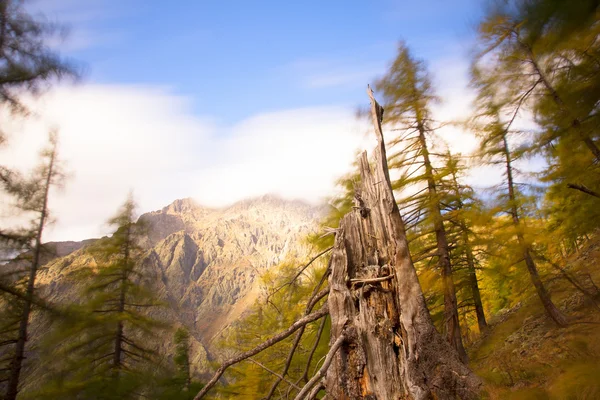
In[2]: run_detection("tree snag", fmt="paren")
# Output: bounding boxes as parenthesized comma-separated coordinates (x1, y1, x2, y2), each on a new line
(323, 88, 481, 399)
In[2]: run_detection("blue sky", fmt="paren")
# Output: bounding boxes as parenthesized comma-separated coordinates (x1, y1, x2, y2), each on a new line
(37, 0, 485, 122)
(2, 0, 492, 241)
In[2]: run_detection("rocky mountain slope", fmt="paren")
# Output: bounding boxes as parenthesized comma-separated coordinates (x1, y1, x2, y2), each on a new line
(33, 195, 324, 374)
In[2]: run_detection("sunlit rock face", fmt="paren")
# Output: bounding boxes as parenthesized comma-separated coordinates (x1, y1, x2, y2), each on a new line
(36, 195, 323, 372)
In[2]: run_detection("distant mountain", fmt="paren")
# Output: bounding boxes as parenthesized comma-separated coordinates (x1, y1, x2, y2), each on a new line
(32, 194, 325, 377)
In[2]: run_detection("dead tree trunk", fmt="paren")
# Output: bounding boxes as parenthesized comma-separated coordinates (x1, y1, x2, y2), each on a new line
(323, 88, 481, 399)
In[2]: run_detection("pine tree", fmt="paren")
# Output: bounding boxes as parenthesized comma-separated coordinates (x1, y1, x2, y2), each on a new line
(173, 327, 191, 392)
(374, 42, 468, 362)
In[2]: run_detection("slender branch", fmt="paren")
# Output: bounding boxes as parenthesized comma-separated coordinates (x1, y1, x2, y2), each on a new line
(247, 358, 301, 390)
(567, 183, 600, 199)
(267, 247, 332, 302)
(299, 316, 327, 384)
(293, 333, 345, 400)
(264, 268, 330, 399)
(193, 306, 329, 399)
(306, 380, 325, 400)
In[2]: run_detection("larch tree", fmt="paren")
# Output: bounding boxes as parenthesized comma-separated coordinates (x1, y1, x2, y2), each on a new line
(473, 0, 600, 241)
(469, 75, 568, 326)
(374, 42, 468, 362)
(193, 88, 481, 400)
(441, 152, 488, 334)
(1, 132, 62, 400)
(0, 0, 78, 118)
(34, 196, 163, 399)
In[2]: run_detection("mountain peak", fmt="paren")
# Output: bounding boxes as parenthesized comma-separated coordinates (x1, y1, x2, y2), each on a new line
(163, 198, 203, 214)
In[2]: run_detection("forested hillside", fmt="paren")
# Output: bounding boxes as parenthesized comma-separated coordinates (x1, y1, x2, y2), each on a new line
(1, 0, 599, 399)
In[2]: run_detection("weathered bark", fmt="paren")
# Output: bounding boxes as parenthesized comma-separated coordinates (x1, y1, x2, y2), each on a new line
(502, 135, 568, 327)
(323, 88, 480, 399)
(5, 142, 56, 400)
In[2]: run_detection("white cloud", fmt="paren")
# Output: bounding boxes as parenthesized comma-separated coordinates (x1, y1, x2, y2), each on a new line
(0, 84, 371, 242)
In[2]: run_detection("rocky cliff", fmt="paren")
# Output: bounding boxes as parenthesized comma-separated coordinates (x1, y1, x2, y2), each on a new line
(33, 194, 324, 373)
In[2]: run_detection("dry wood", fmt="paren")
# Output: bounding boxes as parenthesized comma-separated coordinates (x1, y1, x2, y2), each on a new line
(323, 87, 480, 399)
(293, 333, 344, 400)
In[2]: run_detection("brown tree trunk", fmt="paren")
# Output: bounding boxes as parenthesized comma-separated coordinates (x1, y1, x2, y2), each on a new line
(502, 135, 568, 327)
(6, 144, 56, 400)
(465, 242, 487, 333)
(112, 223, 131, 379)
(323, 88, 480, 399)
(415, 124, 467, 363)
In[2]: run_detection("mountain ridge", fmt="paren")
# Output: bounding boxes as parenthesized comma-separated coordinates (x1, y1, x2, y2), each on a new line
(30, 194, 326, 378)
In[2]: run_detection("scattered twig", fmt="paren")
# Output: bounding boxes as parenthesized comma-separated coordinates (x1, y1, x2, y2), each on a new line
(349, 275, 393, 284)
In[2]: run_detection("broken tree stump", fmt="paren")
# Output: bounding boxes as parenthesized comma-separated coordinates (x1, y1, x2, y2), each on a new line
(323, 88, 481, 400)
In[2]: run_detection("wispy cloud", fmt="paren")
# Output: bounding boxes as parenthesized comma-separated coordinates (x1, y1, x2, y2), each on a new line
(283, 57, 387, 89)
(0, 84, 371, 241)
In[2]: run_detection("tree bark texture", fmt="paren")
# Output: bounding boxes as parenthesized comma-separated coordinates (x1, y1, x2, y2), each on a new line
(323, 88, 481, 400)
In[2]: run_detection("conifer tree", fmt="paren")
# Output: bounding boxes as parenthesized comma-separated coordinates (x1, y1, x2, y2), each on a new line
(0, 132, 62, 400)
(34, 196, 163, 399)
(442, 152, 488, 333)
(375, 42, 468, 361)
(173, 327, 191, 392)
(473, 0, 600, 242)
(470, 81, 568, 326)
(0, 0, 78, 118)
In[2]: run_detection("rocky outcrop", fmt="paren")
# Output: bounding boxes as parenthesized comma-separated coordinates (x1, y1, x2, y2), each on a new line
(34, 194, 323, 375)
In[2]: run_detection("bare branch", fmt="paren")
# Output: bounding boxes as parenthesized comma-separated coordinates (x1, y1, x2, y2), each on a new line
(247, 358, 301, 390)
(293, 333, 345, 400)
(193, 306, 329, 399)
(567, 183, 600, 199)
(267, 247, 332, 302)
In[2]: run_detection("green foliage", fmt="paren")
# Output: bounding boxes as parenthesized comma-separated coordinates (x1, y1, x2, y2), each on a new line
(0, 0, 79, 118)
(32, 197, 165, 399)
(215, 256, 329, 399)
